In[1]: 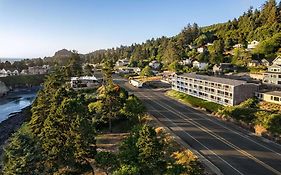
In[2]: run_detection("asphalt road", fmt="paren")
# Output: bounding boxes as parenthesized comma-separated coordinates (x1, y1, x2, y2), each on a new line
(114, 76, 281, 175)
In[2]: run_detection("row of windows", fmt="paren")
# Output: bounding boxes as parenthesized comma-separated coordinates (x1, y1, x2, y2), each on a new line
(271, 96, 280, 102)
(175, 83, 233, 97)
(176, 86, 231, 104)
(177, 77, 231, 89)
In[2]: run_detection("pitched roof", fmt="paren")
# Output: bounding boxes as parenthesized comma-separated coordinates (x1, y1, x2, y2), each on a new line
(178, 73, 247, 86)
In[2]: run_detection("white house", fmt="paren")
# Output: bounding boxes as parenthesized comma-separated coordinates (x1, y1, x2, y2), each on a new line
(261, 59, 271, 67)
(192, 61, 208, 70)
(247, 40, 259, 50)
(179, 58, 193, 65)
(149, 60, 161, 69)
(70, 75, 102, 89)
(0, 69, 7, 77)
(233, 44, 243, 49)
(115, 58, 129, 67)
(197, 47, 205, 53)
(12, 70, 19, 75)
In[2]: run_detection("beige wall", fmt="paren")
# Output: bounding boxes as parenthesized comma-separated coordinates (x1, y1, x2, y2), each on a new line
(261, 93, 281, 105)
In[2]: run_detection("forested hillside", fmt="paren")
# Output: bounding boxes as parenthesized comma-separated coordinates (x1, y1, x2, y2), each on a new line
(85, 0, 281, 69)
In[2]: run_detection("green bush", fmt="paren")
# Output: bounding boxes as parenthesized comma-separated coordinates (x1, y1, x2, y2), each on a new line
(112, 164, 140, 175)
(166, 90, 223, 112)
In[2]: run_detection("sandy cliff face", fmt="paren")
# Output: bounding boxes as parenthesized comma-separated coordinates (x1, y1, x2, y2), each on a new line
(0, 81, 9, 96)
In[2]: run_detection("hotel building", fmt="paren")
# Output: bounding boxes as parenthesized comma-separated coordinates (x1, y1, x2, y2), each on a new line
(172, 73, 258, 106)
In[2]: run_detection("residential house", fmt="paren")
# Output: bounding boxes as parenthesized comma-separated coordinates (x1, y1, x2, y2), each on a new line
(213, 63, 236, 74)
(28, 66, 49, 75)
(20, 69, 28, 75)
(233, 44, 243, 49)
(149, 60, 161, 70)
(70, 75, 102, 89)
(12, 70, 19, 76)
(172, 73, 258, 106)
(115, 58, 129, 67)
(263, 56, 281, 86)
(247, 40, 259, 50)
(161, 71, 175, 84)
(248, 60, 260, 67)
(192, 61, 208, 70)
(179, 58, 193, 66)
(0, 69, 7, 77)
(206, 43, 214, 46)
(261, 59, 271, 67)
(197, 47, 205, 53)
(256, 91, 281, 105)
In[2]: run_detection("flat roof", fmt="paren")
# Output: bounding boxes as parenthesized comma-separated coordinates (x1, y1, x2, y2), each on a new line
(262, 91, 281, 97)
(178, 73, 247, 86)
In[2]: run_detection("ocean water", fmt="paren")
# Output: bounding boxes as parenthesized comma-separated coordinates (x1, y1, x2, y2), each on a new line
(0, 90, 37, 122)
(0, 58, 26, 63)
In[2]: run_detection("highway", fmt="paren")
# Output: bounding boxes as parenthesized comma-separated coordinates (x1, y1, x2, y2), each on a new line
(114, 76, 281, 175)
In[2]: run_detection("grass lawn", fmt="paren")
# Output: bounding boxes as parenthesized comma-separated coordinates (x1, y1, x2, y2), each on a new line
(166, 90, 223, 113)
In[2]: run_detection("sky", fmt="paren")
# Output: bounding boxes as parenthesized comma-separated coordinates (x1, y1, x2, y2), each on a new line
(0, 0, 266, 58)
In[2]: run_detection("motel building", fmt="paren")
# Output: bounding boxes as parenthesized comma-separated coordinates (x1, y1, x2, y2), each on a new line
(256, 91, 281, 105)
(172, 73, 258, 106)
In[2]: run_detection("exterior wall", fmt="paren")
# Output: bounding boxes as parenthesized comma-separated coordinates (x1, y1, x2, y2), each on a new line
(172, 75, 235, 106)
(263, 72, 281, 85)
(257, 93, 281, 105)
(249, 73, 264, 80)
(233, 84, 258, 105)
(172, 74, 258, 106)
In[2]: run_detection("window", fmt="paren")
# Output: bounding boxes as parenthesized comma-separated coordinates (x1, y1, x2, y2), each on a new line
(274, 97, 280, 101)
(271, 96, 273, 100)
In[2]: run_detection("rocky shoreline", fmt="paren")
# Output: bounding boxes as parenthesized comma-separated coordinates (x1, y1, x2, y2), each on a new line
(0, 106, 31, 156)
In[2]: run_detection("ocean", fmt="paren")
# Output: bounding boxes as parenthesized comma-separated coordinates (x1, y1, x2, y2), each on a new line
(0, 58, 26, 63)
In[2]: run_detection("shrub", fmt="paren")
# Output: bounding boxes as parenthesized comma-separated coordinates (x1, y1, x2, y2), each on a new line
(112, 164, 140, 175)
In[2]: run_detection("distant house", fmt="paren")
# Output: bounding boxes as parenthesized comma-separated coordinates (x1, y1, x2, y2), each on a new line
(116, 67, 141, 74)
(261, 59, 271, 67)
(0, 69, 7, 77)
(149, 60, 161, 70)
(248, 60, 260, 67)
(206, 43, 213, 46)
(192, 61, 208, 70)
(179, 58, 193, 66)
(115, 58, 129, 67)
(197, 47, 205, 53)
(213, 63, 236, 74)
(20, 69, 28, 75)
(12, 70, 19, 76)
(70, 75, 102, 89)
(28, 66, 49, 75)
(262, 56, 281, 86)
(233, 44, 243, 49)
(247, 40, 259, 50)
(161, 71, 176, 84)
